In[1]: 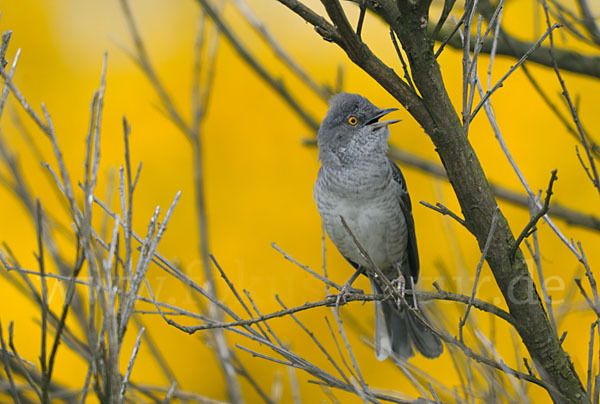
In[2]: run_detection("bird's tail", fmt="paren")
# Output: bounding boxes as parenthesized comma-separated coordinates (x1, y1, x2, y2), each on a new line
(370, 279, 443, 361)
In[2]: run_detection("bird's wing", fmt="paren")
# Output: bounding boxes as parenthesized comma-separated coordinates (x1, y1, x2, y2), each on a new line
(389, 158, 420, 282)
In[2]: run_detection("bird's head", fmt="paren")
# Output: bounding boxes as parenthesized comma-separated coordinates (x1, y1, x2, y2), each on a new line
(317, 92, 400, 165)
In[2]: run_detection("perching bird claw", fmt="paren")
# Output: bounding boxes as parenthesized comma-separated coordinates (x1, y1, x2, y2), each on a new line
(334, 283, 364, 309)
(392, 273, 406, 296)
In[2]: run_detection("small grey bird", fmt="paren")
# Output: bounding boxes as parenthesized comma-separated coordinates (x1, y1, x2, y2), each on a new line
(314, 92, 443, 361)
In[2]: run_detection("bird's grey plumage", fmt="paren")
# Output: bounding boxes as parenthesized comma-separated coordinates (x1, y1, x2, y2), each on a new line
(314, 92, 443, 361)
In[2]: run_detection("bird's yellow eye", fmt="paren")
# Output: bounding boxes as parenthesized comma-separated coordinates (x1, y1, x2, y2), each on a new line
(348, 116, 358, 126)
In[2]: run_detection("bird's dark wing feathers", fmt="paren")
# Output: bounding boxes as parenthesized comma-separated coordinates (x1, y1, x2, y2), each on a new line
(389, 158, 420, 282)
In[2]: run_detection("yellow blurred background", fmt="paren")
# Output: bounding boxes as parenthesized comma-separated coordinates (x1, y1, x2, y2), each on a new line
(1, 0, 600, 403)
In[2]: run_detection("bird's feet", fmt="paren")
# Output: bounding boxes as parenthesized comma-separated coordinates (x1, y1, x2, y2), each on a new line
(332, 283, 364, 309)
(384, 274, 406, 307)
(328, 266, 364, 309)
(389, 274, 406, 297)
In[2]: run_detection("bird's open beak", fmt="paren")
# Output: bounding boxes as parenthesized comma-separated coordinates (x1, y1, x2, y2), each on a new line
(367, 107, 401, 128)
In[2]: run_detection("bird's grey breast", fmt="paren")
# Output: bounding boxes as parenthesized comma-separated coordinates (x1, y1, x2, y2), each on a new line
(314, 161, 408, 270)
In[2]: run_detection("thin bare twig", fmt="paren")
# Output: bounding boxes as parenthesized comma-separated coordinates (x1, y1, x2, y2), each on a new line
(231, 0, 332, 100)
(36, 200, 49, 404)
(120, 327, 145, 400)
(510, 170, 558, 259)
(587, 321, 597, 400)
(194, 0, 320, 129)
(8, 322, 42, 399)
(0, 319, 21, 404)
(459, 207, 499, 341)
(575, 278, 600, 317)
(541, 0, 600, 199)
(389, 27, 416, 94)
(0, 44, 20, 120)
(272, 242, 343, 291)
(420, 200, 468, 230)
(162, 381, 178, 404)
(275, 296, 351, 386)
(324, 317, 357, 386)
(470, 23, 561, 120)
(243, 289, 280, 345)
(579, 242, 600, 311)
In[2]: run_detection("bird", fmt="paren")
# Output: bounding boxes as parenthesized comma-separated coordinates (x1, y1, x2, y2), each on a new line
(313, 92, 443, 361)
